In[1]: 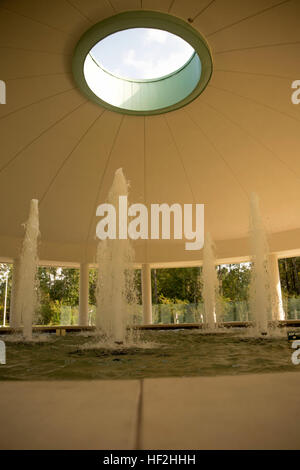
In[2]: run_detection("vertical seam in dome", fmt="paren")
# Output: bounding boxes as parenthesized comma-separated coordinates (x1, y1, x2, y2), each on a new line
(184, 108, 249, 202)
(143, 116, 148, 263)
(214, 40, 300, 54)
(164, 115, 196, 203)
(105, 0, 117, 13)
(64, 0, 94, 24)
(191, 0, 216, 22)
(209, 84, 300, 124)
(0, 99, 86, 176)
(0, 87, 75, 122)
(84, 114, 125, 259)
(6, 72, 72, 81)
(213, 68, 296, 80)
(199, 98, 300, 182)
(40, 108, 106, 206)
(207, 0, 292, 38)
(0, 45, 72, 55)
(0, 6, 75, 36)
(168, 0, 176, 13)
(143, 116, 147, 206)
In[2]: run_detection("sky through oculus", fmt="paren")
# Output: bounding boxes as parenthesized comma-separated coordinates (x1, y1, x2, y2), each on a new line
(90, 28, 195, 80)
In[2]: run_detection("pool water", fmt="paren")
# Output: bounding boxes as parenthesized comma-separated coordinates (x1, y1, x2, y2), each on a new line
(0, 330, 298, 381)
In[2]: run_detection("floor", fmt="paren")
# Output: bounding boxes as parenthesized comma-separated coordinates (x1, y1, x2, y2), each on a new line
(0, 371, 300, 449)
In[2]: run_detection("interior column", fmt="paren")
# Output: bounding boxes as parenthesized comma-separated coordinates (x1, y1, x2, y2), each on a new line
(269, 253, 285, 321)
(10, 258, 20, 328)
(79, 262, 89, 326)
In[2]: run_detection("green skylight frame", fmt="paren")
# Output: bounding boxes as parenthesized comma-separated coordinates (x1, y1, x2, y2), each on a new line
(72, 10, 213, 116)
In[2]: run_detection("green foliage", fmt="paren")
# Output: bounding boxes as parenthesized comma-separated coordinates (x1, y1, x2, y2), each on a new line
(278, 257, 300, 296)
(134, 270, 142, 304)
(38, 267, 79, 306)
(89, 268, 97, 306)
(152, 267, 201, 304)
(0, 257, 299, 326)
(39, 296, 61, 325)
(0, 263, 12, 324)
(218, 264, 251, 302)
(37, 267, 80, 324)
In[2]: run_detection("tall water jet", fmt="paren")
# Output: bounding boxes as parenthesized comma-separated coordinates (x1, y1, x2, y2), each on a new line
(14, 199, 40, 340)
(202, 232, 219, 329)
(249, 193, 271, 334)
(95, 169, 138, 344)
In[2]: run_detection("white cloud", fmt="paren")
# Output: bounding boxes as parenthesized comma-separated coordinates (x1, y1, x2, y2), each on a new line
(123, 49, 149, 71)
(144, 29, 168, 44)
(93, 28, 195, 80)
(123, 48, 193, 79)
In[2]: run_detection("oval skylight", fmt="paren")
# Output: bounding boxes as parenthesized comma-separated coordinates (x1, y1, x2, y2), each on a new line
(89, 28, 195, 80)
(72, 11, 213, 115)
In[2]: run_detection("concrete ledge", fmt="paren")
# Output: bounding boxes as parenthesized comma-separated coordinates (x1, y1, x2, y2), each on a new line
(1, 372, 300, 449)
(0, 380, 140, 450)
(142, 372, 300, 449)
(1, 320, 300, 335)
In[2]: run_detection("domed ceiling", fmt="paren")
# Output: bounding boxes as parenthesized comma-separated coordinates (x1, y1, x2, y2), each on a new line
(0, 0, 300, 265)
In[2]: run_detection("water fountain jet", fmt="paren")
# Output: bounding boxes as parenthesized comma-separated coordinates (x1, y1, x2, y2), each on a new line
(202, 232, 219, 329)
(95, 169, 138, 345)
(249, 193, 272, 335)
(13, 199, 40, 341)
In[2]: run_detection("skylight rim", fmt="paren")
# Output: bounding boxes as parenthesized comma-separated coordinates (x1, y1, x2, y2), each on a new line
(72, 10, 213, 116)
